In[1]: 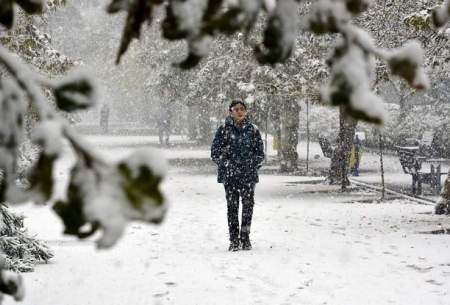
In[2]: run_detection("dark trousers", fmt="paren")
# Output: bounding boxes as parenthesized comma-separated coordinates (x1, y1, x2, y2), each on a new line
(224, 183, 255, 242)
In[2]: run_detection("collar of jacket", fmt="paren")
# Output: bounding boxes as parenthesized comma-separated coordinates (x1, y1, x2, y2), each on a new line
(225, 116, 250, 129)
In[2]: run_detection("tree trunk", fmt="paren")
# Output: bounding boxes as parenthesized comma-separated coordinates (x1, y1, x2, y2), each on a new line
(280, 99, 300, 172)
(328, 106, 357, 186)
(397, 94, 407, 124)
(187, 104, 198, 141)
(269, 103, 281, 158)
(435, 172, 450, 214)
(198, 106, 212, 144)
(99, 104, 110, 134)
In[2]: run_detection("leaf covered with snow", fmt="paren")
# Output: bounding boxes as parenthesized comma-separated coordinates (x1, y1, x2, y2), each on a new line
(255, 0, 297, 65)
(308, 0, 351, 35)
(0, 0, 14, 29)
(53, 148, 167, 249)
(321, 41, 386, 124)
(0, 0, 44, 29)
(21, 153, 57, 205)
(176, 35, 212, 69)
(163, 0, 208, 40)
(108, 0, 301, 67)
(8, 121, 64, 205)
(53, 71, 97, 112)
(388, 41, 430, 90)
(0, 270, 24, 301)
(52, 163, 97, 240)
(345, 0, 371, 14)
(15, 0, 44, 14)
(108, 0, 155, 64)
(432, 0, 450, 28)
(201, 0, 262, 36)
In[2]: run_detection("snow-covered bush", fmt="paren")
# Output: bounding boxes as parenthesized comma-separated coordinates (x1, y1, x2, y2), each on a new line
(0, 204, 53, 272)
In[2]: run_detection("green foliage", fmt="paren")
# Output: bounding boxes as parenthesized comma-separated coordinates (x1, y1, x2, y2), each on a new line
(404, 12, 432, 30)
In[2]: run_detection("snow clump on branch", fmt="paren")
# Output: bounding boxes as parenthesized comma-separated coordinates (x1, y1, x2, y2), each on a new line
(55, 148, 168, 249)
(432, 0, 450, 27)
(387, 41, 430, 91)
(309, 0, 429, 124)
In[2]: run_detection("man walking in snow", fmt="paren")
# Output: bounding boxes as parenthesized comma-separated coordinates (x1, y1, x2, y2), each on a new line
(350, 134, 362, 176)
(211, 99, 265, 251)
(157, 103, 172, 145)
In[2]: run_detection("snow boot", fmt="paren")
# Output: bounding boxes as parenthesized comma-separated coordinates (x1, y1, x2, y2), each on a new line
(435, 201, 450, 215)
(240, 235, 252, 251)
(228, 240, 240, 252)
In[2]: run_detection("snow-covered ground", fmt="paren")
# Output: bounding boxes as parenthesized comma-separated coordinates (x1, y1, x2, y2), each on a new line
(6, 136, 450, 305)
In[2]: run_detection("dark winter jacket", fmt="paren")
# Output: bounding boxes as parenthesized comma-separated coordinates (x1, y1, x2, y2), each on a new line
(211, 116, 265, 184)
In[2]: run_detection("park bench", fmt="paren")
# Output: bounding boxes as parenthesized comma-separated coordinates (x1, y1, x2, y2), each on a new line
(418, 130, 436, 157)
(396, 146, 447, 195)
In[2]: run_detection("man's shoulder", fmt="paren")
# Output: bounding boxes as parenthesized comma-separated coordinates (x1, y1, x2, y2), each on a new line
(248, 123, 261, 134)
(215, 124, 230, 136)
(217, 123, 228, 131)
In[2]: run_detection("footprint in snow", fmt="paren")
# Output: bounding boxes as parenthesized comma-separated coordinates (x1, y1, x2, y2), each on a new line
(153, 291, 169, 298)
(425, 279, 444, 286)
(406, 264, 433, 273)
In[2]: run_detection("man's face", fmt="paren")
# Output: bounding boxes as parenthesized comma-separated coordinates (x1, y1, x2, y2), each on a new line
(230, 104, 247, 122)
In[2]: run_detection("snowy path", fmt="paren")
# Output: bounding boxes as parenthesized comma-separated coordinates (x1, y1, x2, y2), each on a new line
(6, 138, 450, 305)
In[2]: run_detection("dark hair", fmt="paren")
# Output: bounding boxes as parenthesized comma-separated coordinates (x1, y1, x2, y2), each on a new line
(229, 99, 247, 111)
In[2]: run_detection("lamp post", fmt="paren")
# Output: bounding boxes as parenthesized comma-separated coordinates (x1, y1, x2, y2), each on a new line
(306, 100, 310, 174)
(379, 132, 385, 201)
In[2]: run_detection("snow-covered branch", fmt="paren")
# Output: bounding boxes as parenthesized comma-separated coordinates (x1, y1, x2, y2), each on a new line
(308, 0, 429, 124)
(432, 0, 450, 28)
(0, 3, 169, 261)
